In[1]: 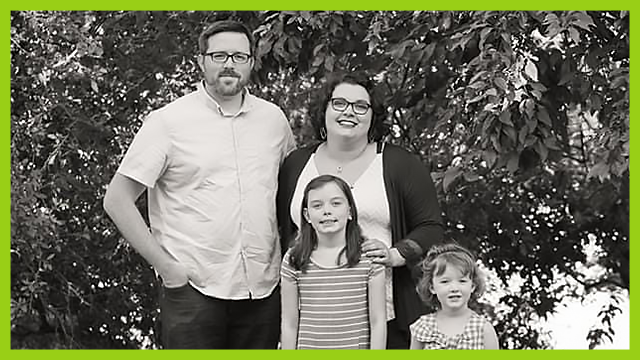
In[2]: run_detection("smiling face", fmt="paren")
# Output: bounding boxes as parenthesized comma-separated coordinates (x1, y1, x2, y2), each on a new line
(430, 262, 475, 312)
(197, 31, 253, 98)
(325, 83, 373, 142)
(303, 181, 352, 236)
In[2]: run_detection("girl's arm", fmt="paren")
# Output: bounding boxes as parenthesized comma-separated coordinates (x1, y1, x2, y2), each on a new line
(367, 267, 387, 349)
(483, 322, 500, 349)
(410, 335, 424, 349)
(280, 276, 299, 349)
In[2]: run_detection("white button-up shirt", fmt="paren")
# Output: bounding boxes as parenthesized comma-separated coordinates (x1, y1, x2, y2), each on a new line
(118, 82, 295, 299)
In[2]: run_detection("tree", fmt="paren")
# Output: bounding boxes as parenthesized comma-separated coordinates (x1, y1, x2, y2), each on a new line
(11, 11, 628, 349)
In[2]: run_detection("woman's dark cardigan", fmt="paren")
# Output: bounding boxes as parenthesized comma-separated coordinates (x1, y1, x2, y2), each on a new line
(277, 142, 444, 331)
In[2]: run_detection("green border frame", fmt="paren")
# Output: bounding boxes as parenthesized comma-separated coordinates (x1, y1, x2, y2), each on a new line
(4, 3, 634, 359)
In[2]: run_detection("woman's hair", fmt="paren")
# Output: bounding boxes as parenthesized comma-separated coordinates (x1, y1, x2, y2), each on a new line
(415, 243, 486, 309)
(289, 175, 363, 271)
(198, 20, 255, 55)
(308, 71, 389, 143)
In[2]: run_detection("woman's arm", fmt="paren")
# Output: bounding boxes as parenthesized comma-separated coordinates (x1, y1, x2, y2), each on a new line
(390, 147, 444, 262)
(280, 276, 300, 349)
(364, 148, 444, 267)
(368, 267, 387, 349)
(277, 147, 313, 254)
(483, 321, 500, 349)
(362, 238, 406, 267)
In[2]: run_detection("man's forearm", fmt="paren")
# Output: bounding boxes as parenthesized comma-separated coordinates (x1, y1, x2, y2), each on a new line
(103, 175, 181, 282)
(105, 200, 176, 274)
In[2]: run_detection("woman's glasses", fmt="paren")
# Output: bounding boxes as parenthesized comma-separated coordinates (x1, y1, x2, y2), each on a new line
(330, 98, 371, 115)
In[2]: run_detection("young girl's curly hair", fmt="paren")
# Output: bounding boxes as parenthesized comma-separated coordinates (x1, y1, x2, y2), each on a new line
(415, 243, 486, 309)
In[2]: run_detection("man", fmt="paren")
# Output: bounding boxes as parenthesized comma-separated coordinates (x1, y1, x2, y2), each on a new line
(103, 20, 295, 349)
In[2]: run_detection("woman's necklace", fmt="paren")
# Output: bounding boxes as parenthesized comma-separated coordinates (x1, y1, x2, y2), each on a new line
(328, 143, 369, 175)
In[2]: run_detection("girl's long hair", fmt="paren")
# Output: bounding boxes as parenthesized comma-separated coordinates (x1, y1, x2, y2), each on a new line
(289, 175, 363, 271)
(415, 243, 486, 309)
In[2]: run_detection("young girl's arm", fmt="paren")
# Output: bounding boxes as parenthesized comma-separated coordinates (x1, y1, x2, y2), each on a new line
(410, 335, 425, 349)
(280, 276, 299, 349)
(483, 321, 500, 349)
(367, 266, 387, 349)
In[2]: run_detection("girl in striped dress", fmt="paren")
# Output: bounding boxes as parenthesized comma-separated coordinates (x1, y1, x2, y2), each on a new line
(280, 175, 386, 349)
(409, 244, 499, 349)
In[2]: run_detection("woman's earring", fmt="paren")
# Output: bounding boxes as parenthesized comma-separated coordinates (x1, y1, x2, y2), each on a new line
(320, 127, 327, 140)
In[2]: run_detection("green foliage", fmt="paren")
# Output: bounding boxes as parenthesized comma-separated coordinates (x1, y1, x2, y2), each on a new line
(11, 11, 628, 349)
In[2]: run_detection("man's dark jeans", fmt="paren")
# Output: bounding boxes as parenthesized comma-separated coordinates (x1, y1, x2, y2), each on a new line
(159, 283, 281, 349)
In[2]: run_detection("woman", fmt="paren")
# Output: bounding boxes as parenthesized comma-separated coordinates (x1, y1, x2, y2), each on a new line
(277, 71, 444, 348)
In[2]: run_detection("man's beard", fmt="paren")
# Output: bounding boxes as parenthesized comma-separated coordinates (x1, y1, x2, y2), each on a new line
(213, 71, 247, 96)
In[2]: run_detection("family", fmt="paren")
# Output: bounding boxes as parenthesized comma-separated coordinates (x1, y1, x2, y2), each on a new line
(103, 20, 499, 350)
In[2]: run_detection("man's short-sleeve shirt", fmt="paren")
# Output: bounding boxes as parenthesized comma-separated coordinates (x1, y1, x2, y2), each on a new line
(118, 82, 295, 299)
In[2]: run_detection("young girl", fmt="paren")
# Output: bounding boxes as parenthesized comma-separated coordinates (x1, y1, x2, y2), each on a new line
(280, 174, 387, 349)
(410, 243, 499, 349)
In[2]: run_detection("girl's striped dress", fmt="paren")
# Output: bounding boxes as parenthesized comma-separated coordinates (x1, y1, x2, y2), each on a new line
(281, 251, 384, 349)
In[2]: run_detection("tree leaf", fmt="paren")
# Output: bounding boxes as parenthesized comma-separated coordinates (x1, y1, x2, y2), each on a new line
(482, 115, 495, 135)
(568, 27, 581, 44)
(300, 11, 312, 21)
(499, 110, 514, 126)
(311, 54, 324, 67)
(543, 136, 561, 150)
(535, 139, 549, 161)
(494, 77, 508, 91)
(519, 125, 529, 144)
(504, 126, 517, 145)
(558, 61, 574, 85)
(572, 11, 595, 31)
(324, 55, 335, 71)
(483, 149, 497, 168)
(587, 162, 611, 181)
(90, 80, 99, 93)
(524, 59, 539, 81)
(507, 151, 520, 173)
(463, 171, 480, 182)
(538, 107, 553, 127)
(523, 99, 535, 118)
(526, 117, 538, 132)
(443, 166, 463, 192)
(389, 40, 412, 60)
(479, 27, 492, 50)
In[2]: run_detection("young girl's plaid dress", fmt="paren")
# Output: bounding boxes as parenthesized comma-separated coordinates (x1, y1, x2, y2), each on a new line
(409, 311, 487, 349)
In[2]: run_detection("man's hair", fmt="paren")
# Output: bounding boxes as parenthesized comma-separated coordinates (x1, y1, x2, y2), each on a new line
(198, 20, 255, 55)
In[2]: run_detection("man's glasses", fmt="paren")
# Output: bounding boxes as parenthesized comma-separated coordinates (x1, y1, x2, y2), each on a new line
(204, 51, 252, 64)
(330, 98, 371, 115)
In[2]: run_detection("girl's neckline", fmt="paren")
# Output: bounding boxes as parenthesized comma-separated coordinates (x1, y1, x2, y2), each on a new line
(434, 310, 474, 339)
(309, 256, 348, 269)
